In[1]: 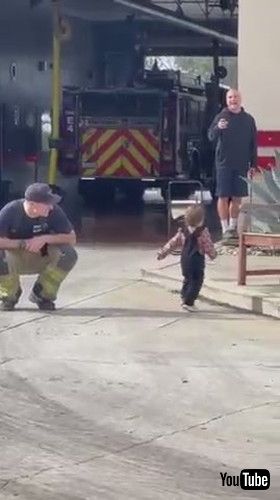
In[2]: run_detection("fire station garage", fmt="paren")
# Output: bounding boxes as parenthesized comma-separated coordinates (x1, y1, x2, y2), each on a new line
(0, 3, 280, 499)
(0, 1, 279, 205)
(0, 0, 240, 206)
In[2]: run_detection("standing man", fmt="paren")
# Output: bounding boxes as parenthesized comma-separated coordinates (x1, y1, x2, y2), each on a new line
(208, 88, 257, 241)
(0, 183, 78, 311)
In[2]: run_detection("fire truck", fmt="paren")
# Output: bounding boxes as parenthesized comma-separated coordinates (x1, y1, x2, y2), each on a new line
(59, 69, 223, 204)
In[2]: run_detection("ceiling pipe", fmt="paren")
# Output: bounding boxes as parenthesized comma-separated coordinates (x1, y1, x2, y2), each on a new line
(114, 0, 238, 45)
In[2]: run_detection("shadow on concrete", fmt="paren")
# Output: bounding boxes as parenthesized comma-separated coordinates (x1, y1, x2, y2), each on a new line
(52, 306, 252, 320)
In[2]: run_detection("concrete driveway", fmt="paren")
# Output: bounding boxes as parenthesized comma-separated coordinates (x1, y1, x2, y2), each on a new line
(0, 245, 279, 499)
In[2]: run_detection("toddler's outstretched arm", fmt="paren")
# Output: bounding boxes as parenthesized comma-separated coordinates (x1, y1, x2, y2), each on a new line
(157, 228, 185, 260)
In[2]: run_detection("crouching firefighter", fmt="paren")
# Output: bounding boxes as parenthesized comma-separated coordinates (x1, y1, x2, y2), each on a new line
(0, 183, 78, 311)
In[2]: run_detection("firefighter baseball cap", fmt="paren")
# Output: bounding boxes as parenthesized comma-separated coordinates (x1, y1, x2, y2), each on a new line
(24, 183, 61, 205)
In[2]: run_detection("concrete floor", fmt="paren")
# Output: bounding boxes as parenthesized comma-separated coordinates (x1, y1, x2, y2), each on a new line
(0, 245, 279, 499)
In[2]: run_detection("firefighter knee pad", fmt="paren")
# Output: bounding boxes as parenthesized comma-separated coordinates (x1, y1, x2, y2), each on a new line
(0, 250, 9, 275)
(57, 245, 78, 272)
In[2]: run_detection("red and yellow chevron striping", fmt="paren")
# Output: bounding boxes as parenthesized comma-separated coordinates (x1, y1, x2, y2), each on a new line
(80, 128, 160, 178)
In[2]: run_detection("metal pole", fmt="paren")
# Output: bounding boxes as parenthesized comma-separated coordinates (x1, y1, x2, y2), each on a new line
(114, 0, 238, 46)
(213, 39, 220, 82)
(48, 0, 61, 185)
(248, 168, 253, 232)
(205, 0, 210, 20)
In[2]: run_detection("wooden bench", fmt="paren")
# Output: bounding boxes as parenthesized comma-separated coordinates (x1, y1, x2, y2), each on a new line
(238, 232, 280, 285)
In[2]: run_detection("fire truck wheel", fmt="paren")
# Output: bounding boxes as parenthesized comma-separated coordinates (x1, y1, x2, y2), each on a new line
(189, 149, 201, 181)
(124, 184, 145, 203)
(80, 182, 115, 207)
(160, 187, 168, 201)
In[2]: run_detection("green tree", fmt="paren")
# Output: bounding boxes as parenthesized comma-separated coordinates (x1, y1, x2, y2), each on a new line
(145, 56, 237, 87)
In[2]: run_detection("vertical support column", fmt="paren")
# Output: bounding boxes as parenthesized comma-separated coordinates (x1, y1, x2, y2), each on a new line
(238, 0, 280, 168)
(48, 0, 61, 186)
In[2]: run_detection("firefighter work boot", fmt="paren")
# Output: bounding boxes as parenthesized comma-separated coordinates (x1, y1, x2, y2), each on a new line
(29, 290, 56, 311)
(0, 298, 17, 311)
(0, 288, 22, 311)
(29, 282, 55, 311)
(29, 282, 56, 311)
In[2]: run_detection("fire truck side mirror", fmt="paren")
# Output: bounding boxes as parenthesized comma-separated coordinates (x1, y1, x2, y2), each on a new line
(216, 65, 227, 79)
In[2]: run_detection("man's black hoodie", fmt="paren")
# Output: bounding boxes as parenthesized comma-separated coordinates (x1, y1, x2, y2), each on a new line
(208, 107, 257, 173)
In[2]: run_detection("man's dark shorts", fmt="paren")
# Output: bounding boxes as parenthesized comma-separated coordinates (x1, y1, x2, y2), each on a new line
(215, 168, 248, 198)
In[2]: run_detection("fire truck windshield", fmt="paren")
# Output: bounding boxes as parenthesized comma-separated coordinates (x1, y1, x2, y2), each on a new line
(80, 91, 160, 119)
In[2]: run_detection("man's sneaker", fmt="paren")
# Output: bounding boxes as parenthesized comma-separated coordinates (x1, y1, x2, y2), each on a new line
(222, 229, 238, 246)
(182, 303, 199, 312)
(29, 291, 56, 311)
(228, 228, 238, 239)
(0, 288, 22, 311)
